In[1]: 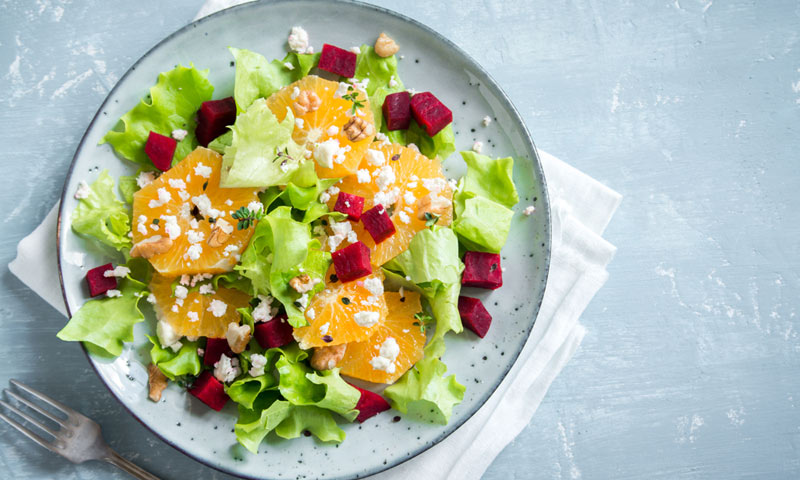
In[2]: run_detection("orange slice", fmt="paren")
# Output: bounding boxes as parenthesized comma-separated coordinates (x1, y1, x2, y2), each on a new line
(149, 273, 252, 338)
(338, 291, 426, 385)
(266, 75, 374, 178)
(328, 142, 454, 266)
(292, 271, 388, 350)
(132, 147, 260, 276)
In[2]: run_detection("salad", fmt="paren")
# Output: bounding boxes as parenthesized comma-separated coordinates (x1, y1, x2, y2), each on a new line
(58, 27, 524, 453)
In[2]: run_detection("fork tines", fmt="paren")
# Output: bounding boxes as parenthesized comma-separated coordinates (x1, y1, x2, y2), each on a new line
(0, 379, 72, 453)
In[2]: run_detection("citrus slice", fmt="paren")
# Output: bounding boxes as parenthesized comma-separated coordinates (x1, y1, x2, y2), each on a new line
(292, 271, 387, 350)
(327, 142, 454, 266)
(266, 75, 375, 178)
(132, 147, 260, 276)
(149, 273, 252, 339)
(338, 291, 426, 385)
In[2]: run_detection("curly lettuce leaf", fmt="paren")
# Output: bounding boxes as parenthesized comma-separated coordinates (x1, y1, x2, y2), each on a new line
(56, 276, 147, 356)
(384, 338, 465, 424)
(230, 48, 319, 112)
(207, 130, 232, 154)
(220, 98, 304, 188)
(274, 405, 346, 442)
(276, 356, 359, 420)
(101, 65, 214, 166)
(118, 174, 138, 204)
(456, 151, 518, 208)
(71, 170, 132, 252)
(146, 335, 201, 380)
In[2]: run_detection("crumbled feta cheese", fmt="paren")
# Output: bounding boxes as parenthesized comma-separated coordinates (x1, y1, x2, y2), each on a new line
(171, 129, 188, 141)
(249, 353, 268, 377)
(334, 82, 350, 98)
(136, 171, 155, 188)
(349, 46, 361, 54)
(366, 149, 386, 167)
(354, 311, 380, 327)
(403, 191, 416, 205)
(313, 138, 340, 169)
(216, 218, 234, 234)
(225, 199, 234, 206)
(369, 337, 400, 373)
(319, 192, 331, 203)
(295, 118, 305, 129)
(198, 284, 216, 295)
(398, 211, 411, 224)
(213, 354, 240, 383)
(186, 230, 205, 244)
(388, 76, 398, 88)
(319, 322, 329, 335)
(168, 178, 186, 190)
(146, 293, 156, 304)
(373, 187, 400, 208)
(346, 230, 358, 243)
(375, 166, 396, 190)
(523, 205, 536, 216)
(148, 187, 172, 208)
(307, 308, 316, 320)
(184, 243, 202, 261)
(290, 86, 300, 100)
(188, 217, 199, 229)
(472, 141, 483, 153)
(194, 162, 212, 178)
(74, 181, 90, 199)
(296, 293, 309, 310)
(187, 311, 199, 322)
(223, 244, 240, 257)
(287, 26, 309, 54)
(103, 266, 131, 278)
(105, 289, 122, 298)
(375, 132, 389, 143)
(207, 299, 228, 317)
(356, 169, 371, 183)
(171, 304, 179, 313)
(482, 116, 492, 127)
(179, 274, 190, 285)
(161, 215, 181, 240)
(407, 88, 418, 95)
(149, 222, 159, 231)
(283, 61, 295, 70)
(63, 251, 85, 268)
(363, 277, 384, 296)
(349, 77, 369, 92)
(157, 320, 181, 348)
(191, 194, 221, 218)
(326, 125, 339, 137)
(174, 285, 188, 299)
(252, 295, 274, 322)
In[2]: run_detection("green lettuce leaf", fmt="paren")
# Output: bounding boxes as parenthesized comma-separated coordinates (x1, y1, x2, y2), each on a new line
(220, 98, 304, 188)
(227, 365, 278, 410)
(353, 45, 404, 132)
(207, 130, 232, 154)
(274, 405, 346, 442)
(234, 391, 286, 453)
(276, 355, 359, 420)
(230, 48, 319, 112)
(71, 170, 132, 252)
(146, 335, 201, 380)
(118, 174, 138, 204)
(406, 122, 456, 161)
(101, 65, 214, 166)
(56, 276, 147, 356)
(384, 338, 465, 424)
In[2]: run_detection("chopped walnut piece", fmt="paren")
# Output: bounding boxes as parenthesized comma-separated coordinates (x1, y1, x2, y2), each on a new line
(374, 33, 399, 58)
(226, 322, 251, 354)
(290, 274, 318, 293)
(310, 344, 347, 371)
(130, 236, 173, 259)
(416, 194, 453, 220)
(147, 363, 168, 402)
(293, 90, 321, 116)
(343, 116, 375, 142)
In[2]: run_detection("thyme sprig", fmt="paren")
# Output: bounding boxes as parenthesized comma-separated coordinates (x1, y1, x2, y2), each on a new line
(231, 206, 264, 230)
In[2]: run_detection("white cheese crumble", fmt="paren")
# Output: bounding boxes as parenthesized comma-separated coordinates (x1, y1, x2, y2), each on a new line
(136, 171, 155, 188)
(191, 194, 221, 218)
(194, 162, 212, 178)
(171, 129, 188, 141)
(148, 187, 172, 208)
(398, 211, 411, 224)
(187, 311, 199, 323)
(146, 293, 156, 304)
(187, 230, 205, 244)
(363, 277, 384, 297)
(403, 191, 416, 205)
(326, 125, 339, 137)
(349, 46, 361, 54)
(105, 289, 122, 298)
(356, 169, 371, 183)
(287, 26, 310, 54)
(174, 285, 188, 299)
(157, 320, 181, 349)
(168, 178, 186, 190)
(369, 337, 400, 373)
(375, 166, 396, 190)
(373, 187, 400, 208)
(422, 177, 447, 194)
(225, 199, 234, 206)
(184, 243, 202, 261)
(482, 115, 492, 126)
(162, 215, 181, 240)
(290, 86, 300, 100)
(366, 149, 386, 166)
(103, 266, 131, 278)
(213, 354, 240, 383)
(354, 311, 380, 327)
(74, 181, 90, 199)
(523, 205, 536, 216)
(283, 61, 295, 70)
(223, 244, 240, 257)
(249, 353, 268, 377)
(472, 141, 483, 153)
(295, 118, 305, 129)
(388, 76, 398, 88)
(252, 295, 274, 322)
(319, 322, 330, 335)
(207, 299, 228, 317)
(313, 138, 341, 169)
(334, 82, 350, 98)
(198, 284, 216, 295)
(307, 308, 316, 320)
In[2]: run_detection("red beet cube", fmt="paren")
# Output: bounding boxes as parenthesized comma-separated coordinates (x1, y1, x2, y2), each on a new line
(351, 384, 391, 423)
(195, 96, 236, 147)
(458, 296, 492, 338)
(318, 44, 357, 78)
(382, 92, 411, 130)
(85, 263, 117, 297)
(461, 251, 503, 290)
(361, 205, 396, 244)
(203, 337, 233, 367)
(254, 314, 294, 349)
(144, 131, 177, 171)
(333, 192, 365, 221)
(332, 242, 372, 283)
(410, 92, 453, 137)
(189, 371, 228, 411)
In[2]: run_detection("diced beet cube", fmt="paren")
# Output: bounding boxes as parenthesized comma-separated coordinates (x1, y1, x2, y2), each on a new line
(318, 44, 358, 78)
(458, 296, 492, 338)
(350, 384, 391, 423)
(382, 92, 411, 131)
(254, 314, 294, 349)
(361, 205, 396, 244)
(461, 251, 503, 290)
(410, 92, 453, 137)
(332, 242, 372, 283)
(189, 371, 228, 411)
(195, 96, 236, 147)
(86, 263, 117, 297)
(203, 337, 233, 367)
(334, 192, 365, 221)
(144, 132, 177, 171)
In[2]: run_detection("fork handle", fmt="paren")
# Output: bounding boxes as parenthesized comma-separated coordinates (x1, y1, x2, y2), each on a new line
(104, 450, 161, 480)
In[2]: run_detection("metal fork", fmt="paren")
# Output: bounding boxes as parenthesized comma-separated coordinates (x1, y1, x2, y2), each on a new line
(0, 379, 160, 479)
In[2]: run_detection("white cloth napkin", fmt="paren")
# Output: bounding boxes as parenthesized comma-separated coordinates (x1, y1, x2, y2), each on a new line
(9, 1, 622, 477)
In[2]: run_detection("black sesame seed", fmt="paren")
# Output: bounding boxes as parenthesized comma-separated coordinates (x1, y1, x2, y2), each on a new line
(152, 218, 160, 225)
(330, 274, 339, 283)
(202, 181, 208, 190)
(391, 154, 400, 161)
(341, 297, 351, 305)
(322, 335, 333, 343)
(392, 416, 401, 423)
(303, 430, 312, 437)
(230, 60, 235, 66)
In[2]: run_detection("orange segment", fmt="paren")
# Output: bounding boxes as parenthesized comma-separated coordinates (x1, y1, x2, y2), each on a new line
(338, 291, 426, 385)
(149, 273, 252, 338)
(293, 271, 387, 350)
(266, 75, 374, 178)
(327, 142, 454, 266)
(132, 147, 260, 276)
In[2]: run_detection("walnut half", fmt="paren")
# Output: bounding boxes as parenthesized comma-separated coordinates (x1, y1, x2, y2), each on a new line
(207, 218, 233, 247)
(226, 322, 251, 354)
(147, 363, 168, 402)
(290, 274, 319, 294)
(310, 344, 347, 371)
(343, 116, 375, 142)
(293, 90, 321, 116)
(374, 33, 399, 58)
(130, 235, 173, 259)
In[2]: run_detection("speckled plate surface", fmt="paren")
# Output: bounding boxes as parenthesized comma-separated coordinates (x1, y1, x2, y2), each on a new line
(56, 1, 550, 478)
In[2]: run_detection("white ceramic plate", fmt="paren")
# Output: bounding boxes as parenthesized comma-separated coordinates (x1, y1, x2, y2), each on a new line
(57, 1, 550, 478)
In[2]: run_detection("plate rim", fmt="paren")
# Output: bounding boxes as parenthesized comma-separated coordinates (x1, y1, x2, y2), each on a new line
(56, 0, 552, 478)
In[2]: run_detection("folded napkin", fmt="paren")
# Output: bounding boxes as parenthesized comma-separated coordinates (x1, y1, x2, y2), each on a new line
(9, 1, 622, 477)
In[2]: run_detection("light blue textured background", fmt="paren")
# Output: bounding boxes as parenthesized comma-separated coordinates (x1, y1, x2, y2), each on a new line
(1, 0, 799, 479)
